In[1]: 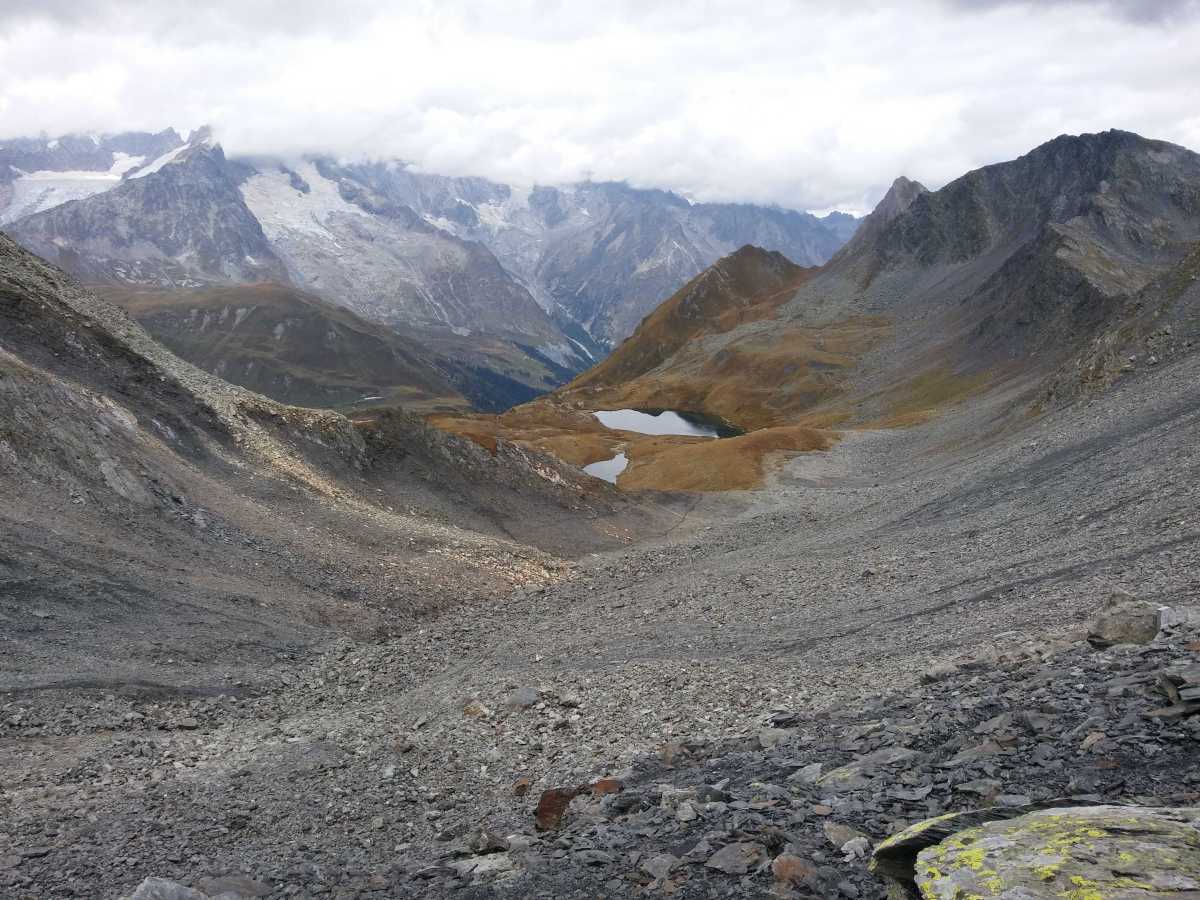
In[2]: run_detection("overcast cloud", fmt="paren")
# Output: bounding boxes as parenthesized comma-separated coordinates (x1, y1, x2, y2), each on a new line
(1, 0, 1198, 213)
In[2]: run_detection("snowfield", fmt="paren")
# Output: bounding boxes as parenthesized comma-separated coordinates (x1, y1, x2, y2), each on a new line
(0, 153, 145, 225)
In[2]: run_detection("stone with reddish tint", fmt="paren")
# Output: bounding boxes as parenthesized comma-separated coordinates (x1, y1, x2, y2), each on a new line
(462, 700, 491, 718)
(772, 853, 816, 886)
(535, 787, 578, 830)
(590, 777, 623, 796)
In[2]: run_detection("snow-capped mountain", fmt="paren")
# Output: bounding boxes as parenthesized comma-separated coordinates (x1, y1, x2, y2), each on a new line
(10, 129, 287, 286)
(2, 129, 597, 407)
(1, 126, 859, 408)
(0, 129, 184, 225)
(238, 158, 568, 347)
(321, 161, 858, 344)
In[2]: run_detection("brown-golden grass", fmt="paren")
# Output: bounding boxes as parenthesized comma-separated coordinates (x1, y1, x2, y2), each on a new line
(562, 317, 891, 431)
(863, 367, 993, 428)
(619, 426, 837, 492)
(429, 315, 895, 492)
(430, 403, 625, 467)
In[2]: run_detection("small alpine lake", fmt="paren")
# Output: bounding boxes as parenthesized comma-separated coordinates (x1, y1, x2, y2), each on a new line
(592, 408, 742, 438)
(582, 409, 744, 484)
(582, 451, 629, 484)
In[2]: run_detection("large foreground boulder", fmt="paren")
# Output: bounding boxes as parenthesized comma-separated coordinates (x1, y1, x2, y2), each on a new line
(873, 805, 1200, 898)
(1087, 592, 1161, 648)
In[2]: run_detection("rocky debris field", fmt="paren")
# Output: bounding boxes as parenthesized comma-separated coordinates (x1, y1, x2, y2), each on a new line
(443, 613, 1200, 899)
(5, 604, 1195, 899)
(3, 232, 1200, 898)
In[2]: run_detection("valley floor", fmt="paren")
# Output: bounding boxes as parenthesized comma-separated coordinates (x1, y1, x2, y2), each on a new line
(3, 350, 1200, 898)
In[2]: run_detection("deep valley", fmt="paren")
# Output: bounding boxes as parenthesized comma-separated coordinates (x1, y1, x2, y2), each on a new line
(2, 124, 1200, 900)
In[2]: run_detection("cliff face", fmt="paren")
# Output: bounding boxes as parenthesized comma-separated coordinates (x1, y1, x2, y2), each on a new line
(324, 165, 859, 345)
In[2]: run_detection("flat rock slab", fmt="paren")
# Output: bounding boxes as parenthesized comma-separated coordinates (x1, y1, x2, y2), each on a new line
(914, 805, 1200, 899)
(705, 841, 766, 875)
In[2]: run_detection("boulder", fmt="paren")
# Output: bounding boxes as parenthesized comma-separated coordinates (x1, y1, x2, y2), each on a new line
(818, 746, 921, 788)
(123, 879, 209, 900)
(772, 853, 816, 886)
(641, 853, 679, 881)
(870, 802, 1068, 884)
(1158, 604, 1200, 630)
(914, 805, 1200, 899)
(195, 876, 271, 898)
(534, 787, 578, 830)
(505, 686, 540, 709)
(1087, 592, 1160, 648)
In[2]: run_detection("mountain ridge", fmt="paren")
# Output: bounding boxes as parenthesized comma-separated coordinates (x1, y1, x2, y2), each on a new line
(1, 127, 860, 410)
(6, 126, 1200, 900)
(434, 128, 1200, 491)
(95, 282, 471, 413)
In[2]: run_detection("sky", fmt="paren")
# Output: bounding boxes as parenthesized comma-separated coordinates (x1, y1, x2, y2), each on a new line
(1, 0, 1198, 214)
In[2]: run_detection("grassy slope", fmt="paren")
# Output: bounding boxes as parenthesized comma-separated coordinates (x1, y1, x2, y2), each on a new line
(98, 283, 471, 414)
(433, 246, 893, 491)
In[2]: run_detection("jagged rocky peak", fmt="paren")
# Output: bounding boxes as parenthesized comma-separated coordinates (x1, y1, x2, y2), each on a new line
(7, 129, 287, 286)
(830, 176, 929, 262)
(0, 128, 187, 225)
(718, 242, 802, 272)
(655, 243, 808, 328)
(687, 243, 808, 302)
(0, 128, 184, 178)
(876, 175, 929, 218)
(875, 129, 1200, 270)
(314, 162, 861, 344)
(568, 243, 813, 393)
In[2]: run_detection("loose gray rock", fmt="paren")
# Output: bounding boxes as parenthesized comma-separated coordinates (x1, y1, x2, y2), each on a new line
(640, 853, 679, 880)
(1087, 592, 1161, 647)
(123, 878, 209, 900)
(705, 842, 766, 875)
(505, 686, 541, 709)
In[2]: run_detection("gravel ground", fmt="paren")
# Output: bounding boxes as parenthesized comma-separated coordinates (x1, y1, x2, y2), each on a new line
(3, 344, 1200, 898)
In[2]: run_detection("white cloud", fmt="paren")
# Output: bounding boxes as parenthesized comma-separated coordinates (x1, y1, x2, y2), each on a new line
(1, 0, 1197, 213)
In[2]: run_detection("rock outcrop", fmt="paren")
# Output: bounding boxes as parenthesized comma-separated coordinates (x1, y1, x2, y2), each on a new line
(880, 805, 1200, 899)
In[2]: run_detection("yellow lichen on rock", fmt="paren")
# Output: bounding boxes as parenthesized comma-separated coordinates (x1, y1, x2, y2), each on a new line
(912, 806, 1200, 899)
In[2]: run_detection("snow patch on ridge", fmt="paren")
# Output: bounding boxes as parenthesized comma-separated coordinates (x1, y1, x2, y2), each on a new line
(537, 341, 579, 368)
(241, 161, 369, 240)
(127, 144, 188, 180)
(567, 337, 595, 360)
(0, 152, 146, 224)
(109, 152, 145, 176)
